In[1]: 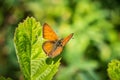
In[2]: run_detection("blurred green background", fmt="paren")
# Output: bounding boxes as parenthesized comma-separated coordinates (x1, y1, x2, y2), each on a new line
(0, 0, 120, 80)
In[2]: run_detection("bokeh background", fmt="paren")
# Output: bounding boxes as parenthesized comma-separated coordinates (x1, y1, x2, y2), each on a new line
(0, 0, 120, 80)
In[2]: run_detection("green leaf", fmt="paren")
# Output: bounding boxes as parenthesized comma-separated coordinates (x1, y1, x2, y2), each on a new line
(14, 17, 61, 80)
(107, 59, 120, 80)
(0, 76, 12, 80)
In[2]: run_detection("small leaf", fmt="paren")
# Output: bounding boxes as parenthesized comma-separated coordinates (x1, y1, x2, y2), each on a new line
(14, 17, 61, 80)
(107, 59, 120, 80)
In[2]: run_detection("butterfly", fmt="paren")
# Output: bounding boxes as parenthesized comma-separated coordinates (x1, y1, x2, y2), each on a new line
(42, 23, 73, 58)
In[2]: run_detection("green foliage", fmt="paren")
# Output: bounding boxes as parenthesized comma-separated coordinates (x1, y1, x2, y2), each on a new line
(0, 0, 120, 80)
(14, 17, 60, 80)
(0, 76, 12, 80)
(107, 59, 120, 80)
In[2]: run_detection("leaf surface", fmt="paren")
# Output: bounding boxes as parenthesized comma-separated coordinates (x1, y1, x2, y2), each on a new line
(14, 17, 60, 80)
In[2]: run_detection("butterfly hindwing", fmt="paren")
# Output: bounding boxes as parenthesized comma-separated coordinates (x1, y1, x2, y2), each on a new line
(43, 23, 58, 41)
(49, 46, 63, 58)
(42, 41, 63, 58)
(42, 41, 55, 55)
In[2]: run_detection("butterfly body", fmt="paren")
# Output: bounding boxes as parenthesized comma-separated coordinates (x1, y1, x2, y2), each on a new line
(54, 39, 63, 47)
(42, 23, 73, 58)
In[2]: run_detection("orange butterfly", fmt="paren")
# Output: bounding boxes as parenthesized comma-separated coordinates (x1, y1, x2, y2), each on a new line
(42, 23, 73, 58)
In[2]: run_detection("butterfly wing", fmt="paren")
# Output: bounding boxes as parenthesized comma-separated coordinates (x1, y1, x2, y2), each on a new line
(50, 46, 63, 58)
(42, 41, 63, 58)
(42, 41, 55, 56)
(61, 33, 74, 46)
(43, 23, 58, 41)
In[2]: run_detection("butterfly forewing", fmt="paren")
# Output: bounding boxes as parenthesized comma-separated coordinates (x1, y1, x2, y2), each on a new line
(43, 23, 58, 41)
(61, 33, 74, 46)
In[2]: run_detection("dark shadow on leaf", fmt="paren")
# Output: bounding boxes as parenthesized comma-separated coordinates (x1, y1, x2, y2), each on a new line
(46, 55, 61, 65)
(46, 57, 53, 65)
(53, 55, 61, 64)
